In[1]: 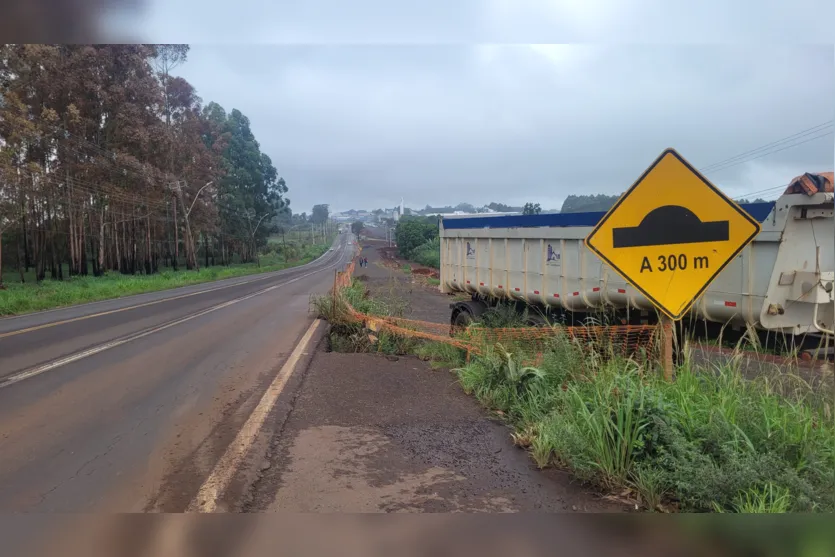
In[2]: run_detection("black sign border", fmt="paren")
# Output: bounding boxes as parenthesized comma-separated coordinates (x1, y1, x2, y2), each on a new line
(584, 148, 763, 320)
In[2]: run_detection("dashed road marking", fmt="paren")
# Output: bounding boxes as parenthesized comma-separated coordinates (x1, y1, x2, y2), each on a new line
(0, 253, 344, 390)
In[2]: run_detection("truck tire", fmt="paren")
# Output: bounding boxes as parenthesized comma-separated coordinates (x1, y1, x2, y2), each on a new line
(453, 310, 473, 328)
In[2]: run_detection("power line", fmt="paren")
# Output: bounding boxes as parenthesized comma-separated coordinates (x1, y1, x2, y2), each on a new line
(701, 122, 833, 175)
(701, 121, 832, 171)
(732, 184, 788, 201)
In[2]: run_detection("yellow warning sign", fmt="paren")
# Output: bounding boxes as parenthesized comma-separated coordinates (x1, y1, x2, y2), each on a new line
(584, 148, 761, 320)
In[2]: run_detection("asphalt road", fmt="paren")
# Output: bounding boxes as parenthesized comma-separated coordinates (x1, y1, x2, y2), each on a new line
(0, 233, 355, 513)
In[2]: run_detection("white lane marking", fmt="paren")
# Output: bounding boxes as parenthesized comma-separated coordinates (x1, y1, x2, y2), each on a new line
(0, 241, 345, 337)
(0, 252, 346, 390)
(188, 318, 322, 513)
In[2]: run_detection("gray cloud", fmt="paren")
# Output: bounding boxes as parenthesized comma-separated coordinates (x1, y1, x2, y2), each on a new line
(136, 1, 835, 44)
(173, 41, 833, 213)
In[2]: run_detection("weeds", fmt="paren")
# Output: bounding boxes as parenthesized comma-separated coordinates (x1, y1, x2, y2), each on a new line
(729, 483, 794, 513)
(414, 341, 467, 369)
(628, 464, 669, 511)
(450, 334, 835, 513)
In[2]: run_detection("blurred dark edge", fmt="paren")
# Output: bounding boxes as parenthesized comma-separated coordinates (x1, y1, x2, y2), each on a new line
(0, 0, 144, 42)
(3, 514, 834, 557)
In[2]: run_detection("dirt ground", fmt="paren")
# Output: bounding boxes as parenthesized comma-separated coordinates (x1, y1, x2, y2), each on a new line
(354, 240, 453, 325)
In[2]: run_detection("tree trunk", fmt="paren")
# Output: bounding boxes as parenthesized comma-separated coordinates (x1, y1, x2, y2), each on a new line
(80, 209, 88, 276)
(282, 230, 287, 263)
(175, 187, 198, 271)
(17, 232, 25, 283)
(0, 231, 4, 288)
(90, 210, 99, 277)
(146, 214, 152, 275)
(35, 200, 45, 282)
(173, 196, 179, 270)
(67, 170, 76, 276)
(114, 217, 121, 273)
(21, 206, 30, 271)
(131, 219, 137, 275)
(97, 205, 106, 276)
(46, 194, 57, 280)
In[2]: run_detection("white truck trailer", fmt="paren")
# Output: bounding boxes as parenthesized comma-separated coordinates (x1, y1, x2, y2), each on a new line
(440, 178, 833, 345)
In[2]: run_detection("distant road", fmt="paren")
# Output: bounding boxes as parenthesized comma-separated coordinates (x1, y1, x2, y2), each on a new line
(0, 233, 353, 512)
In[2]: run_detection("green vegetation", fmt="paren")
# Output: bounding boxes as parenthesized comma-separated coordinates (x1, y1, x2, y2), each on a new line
(395, 215, 440, 269)
(0, 243, 332, 316)
(313, 278, 412, 354)
(522, 202, 542, 215)
(560, 194, 621, 213)
(351, 221, 364, 238)
(411, 236, 441, 269)
(452, 338, 834, 512)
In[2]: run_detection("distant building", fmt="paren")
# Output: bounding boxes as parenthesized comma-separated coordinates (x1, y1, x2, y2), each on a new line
(427, 209, 520, 218)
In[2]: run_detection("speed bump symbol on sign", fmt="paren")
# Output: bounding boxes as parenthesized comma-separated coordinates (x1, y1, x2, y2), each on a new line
(584, 148, 762, 320)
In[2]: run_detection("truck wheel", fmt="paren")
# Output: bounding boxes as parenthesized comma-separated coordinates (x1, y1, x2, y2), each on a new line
(453, 310, 473, 328)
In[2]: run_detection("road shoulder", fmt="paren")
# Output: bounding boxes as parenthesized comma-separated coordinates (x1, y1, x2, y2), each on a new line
(247, 338, 621, 512)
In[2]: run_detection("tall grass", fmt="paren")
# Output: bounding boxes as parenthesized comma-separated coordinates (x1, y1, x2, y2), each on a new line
(0, 245, 332, 316)
(451, 331, 835, 513)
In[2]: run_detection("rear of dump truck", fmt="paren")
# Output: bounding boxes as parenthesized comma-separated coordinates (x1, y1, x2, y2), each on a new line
(439, 172, 833, 338)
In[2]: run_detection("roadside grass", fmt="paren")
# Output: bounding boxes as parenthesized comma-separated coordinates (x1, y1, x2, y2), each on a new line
(0, 244, 332, 317)
(315, 284, 835, 513)
(427, 277, 441, 287)
(451, 337, 834, 513)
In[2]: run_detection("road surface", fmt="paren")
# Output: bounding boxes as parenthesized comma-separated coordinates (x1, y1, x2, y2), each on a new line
(0, 234, 354, 513)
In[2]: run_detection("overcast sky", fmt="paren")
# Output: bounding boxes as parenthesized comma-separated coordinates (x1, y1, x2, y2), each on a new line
(128, 2, 835, 213)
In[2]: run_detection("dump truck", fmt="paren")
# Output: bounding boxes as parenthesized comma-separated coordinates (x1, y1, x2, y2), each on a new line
(439, 173, 834, 344)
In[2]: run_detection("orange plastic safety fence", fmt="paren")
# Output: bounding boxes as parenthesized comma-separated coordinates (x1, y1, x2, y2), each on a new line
(351, 309, 658, 362)
(331, 260, 660, 363)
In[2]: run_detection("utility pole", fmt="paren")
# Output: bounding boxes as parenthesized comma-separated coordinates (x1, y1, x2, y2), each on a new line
(245, 210, 270, 267)
(170, 181, 201, 271)
(175, 179, 213, 272)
